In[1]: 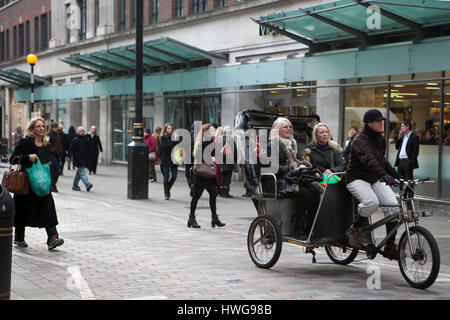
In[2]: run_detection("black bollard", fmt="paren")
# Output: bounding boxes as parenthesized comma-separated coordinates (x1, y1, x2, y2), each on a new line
(0, 184, 15, 300)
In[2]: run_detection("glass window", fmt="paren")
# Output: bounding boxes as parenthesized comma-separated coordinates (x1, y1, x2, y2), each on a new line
(387, 81, 441, 197)
(34, 17, 39, 51)
(151, 0, 158, 23)
(41, 14, 48, 50)
(77, 0, 86, 40)
(174, 0, 183, 18)
(18, 24, 24, 56)
(192, 0, 207, 13)
(112, 96, 154, 161)
(0, 31, 4, 62)
(441, 77, 450, 199)
(216, 0, 226, 8)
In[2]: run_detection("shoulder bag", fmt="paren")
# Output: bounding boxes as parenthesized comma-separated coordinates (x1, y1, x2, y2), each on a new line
(1, 155, 30, 195)
(193, 163, 216, 179)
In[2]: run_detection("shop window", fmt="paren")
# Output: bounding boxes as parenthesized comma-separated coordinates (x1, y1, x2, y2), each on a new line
(441, 78, 450, 198)
(112, 96, 154, 162)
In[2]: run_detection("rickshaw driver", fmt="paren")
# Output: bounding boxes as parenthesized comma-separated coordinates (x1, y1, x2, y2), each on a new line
(345, 109, 401, 260)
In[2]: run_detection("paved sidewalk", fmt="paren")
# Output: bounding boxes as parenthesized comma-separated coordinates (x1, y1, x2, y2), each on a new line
(2, 164, 450, 300)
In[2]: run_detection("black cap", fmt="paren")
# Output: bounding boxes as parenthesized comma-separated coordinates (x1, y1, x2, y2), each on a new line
(363, 109, 386, 123)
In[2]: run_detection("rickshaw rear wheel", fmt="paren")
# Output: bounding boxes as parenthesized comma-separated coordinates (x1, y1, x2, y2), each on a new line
(325, 245, 359, 265)
(247, 215, 282, 269)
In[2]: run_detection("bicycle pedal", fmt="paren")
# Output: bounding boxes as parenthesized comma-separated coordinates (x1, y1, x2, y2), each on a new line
(365, 244, 377, 260)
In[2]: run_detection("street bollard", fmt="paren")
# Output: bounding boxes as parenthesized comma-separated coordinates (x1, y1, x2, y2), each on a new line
(0, 184, 15, 300)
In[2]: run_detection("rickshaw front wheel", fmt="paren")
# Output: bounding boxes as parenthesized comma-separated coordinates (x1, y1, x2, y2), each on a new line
(247, 215, 282, 269)
(325, 245, 359, 265)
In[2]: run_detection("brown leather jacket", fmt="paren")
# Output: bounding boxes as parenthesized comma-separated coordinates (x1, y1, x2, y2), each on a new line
(345, 126, 397, 185)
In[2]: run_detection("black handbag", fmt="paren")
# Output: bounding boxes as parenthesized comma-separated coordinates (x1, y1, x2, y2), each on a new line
(193, 163, 216, 179)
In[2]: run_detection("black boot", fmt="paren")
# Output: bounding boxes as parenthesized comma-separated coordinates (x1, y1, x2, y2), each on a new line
(211, 214, 225, 228)
(164, 182, 170, 200)
(187, 215, 201, 228)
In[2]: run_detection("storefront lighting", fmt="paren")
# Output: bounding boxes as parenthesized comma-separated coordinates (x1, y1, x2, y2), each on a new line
(393, 99, 404, 102)
(276, 84, 287, 88)
(425, 87, 440, 90)
(296, 89, 307, 91)
(396, 93, 418, 96)
(432, 100, 440, 103)
(393, 85, 405, 87)
(426, 83, 439, 86)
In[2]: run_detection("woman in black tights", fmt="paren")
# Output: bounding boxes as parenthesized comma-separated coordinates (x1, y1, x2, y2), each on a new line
(187, 123, 225, 229)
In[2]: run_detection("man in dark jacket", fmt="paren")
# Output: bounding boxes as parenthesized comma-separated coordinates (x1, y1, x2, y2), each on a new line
(87, 125, 103, 175)
(345, 109, 400, 260)
(70, 127, 93, 192)
(395, 119, 419, 181)
(48, 121, 63, 192)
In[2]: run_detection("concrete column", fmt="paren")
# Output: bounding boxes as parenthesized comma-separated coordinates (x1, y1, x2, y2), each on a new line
(49, 0, 66, 48)
(316, 80, 345, 146)
(96, 0, 115, 36)
(153, 93, 165, 129)
(99, 96, 111, 165)
(86, 0, 96, 39)
(221, 88, 264, 127)
(51, 100, 58, 122)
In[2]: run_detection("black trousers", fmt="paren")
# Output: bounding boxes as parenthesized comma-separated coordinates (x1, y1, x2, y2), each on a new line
(14, 225, 58, 243)
(220, 170, 233, 189)
(397, 159, 414, 180)
(190, 180, 217, 217)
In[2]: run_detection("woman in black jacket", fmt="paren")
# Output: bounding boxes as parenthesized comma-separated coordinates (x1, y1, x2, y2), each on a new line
(188, 123, 225, 229)
(10, 117, 64, 250)
(306, 123, 345, 174)
(159, 123, 182, 200)
(70, 127, 93, 191)
(87, 126, 103, 175)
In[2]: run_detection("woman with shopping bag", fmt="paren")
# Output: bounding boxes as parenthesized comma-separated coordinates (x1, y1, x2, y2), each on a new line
(9, 117, 64, 250)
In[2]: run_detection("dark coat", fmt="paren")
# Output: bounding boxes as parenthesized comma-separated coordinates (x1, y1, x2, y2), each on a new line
(70, 135, 90, 168)
(87, 134, 103, 171)
(159, 134, 182, 166)
(48, 129, 63, 156)
(193, 140, 217, 185)
(218, 136, 238, 172)
(9, 137, 59, 228)
(345, 126, 398, 185)
(306, 142, 345, 173)
(394, 131, 419, 169)
(60, 131, 70, 155)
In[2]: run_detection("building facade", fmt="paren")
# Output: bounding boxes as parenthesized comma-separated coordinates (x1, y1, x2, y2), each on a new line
(1, 0, 450, 200)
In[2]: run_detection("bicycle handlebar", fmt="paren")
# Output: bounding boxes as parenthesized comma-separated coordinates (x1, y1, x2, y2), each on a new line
(381, 177, 434, 187)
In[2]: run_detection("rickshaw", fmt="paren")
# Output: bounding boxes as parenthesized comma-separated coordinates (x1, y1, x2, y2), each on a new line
(235, 110, 440, 290)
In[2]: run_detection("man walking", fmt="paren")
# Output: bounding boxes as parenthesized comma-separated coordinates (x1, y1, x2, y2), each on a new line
(395, 119, 419, 181)
(70, 127, 93, 192)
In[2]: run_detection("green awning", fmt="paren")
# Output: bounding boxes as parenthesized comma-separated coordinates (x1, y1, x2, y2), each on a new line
(254, 0, 450, 55)
(61, 37, 226, 77)
(0, 68, 50, 87)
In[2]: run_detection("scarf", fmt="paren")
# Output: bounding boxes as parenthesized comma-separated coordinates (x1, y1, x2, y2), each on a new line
(279, 137, 300, 171)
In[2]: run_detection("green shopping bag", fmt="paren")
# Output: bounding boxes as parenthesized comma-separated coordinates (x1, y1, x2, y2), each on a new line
(26, 158, 51, 196)
(320, 172, 341, 187)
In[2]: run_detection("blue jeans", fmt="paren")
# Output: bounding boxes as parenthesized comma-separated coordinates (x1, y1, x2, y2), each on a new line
(73, 167, 91, 188)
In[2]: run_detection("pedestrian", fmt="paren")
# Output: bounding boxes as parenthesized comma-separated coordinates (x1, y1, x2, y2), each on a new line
(153, 126, 162, 166)
(48, 120, 63, 192)
(213, 126, 223, 193)
(188, 123, 225, 229)
(343, 125, 359, 167)
(395, 119, 419, 181)
(10, 117, 64, 250)
(87, 125, 103, 175)
(66, 125, 77, 170)
(144, 128, 157, 182)
(218, 126, 237, 198)
(185, 123, 195, 192)
(306, 123, 345, 174)
(70, 127, 93, 192)
(443, 124, 450, 146)
(12, 126, 23, 149)
(159, 123, 183, 200)
(345, 109, 401, 260)
(59, 124, 70, 176)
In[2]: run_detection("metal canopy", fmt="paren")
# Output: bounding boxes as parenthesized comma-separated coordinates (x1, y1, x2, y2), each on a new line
(254, 0, 450, 55)
(61, 37, 226, 77)
(0, 68, 50, 87)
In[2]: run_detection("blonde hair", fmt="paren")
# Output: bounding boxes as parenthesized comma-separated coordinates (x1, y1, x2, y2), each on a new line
(312, 123, 342, 151)
(24, 117, 49, 145)
(193, 123, 213, 158)
(223, 125, 232, 137)
(215, 126, 223, 138)
(270, 117, 293, 140)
